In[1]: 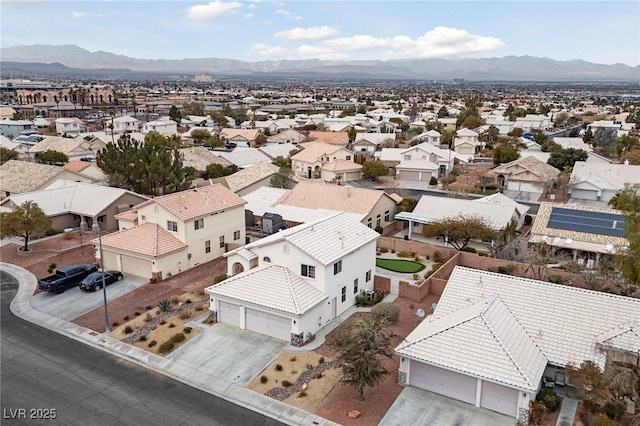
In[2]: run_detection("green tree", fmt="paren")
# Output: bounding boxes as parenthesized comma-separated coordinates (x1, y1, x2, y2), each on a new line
(0, 201, 52, 251)
(270, 165, 294, 189)
(610, 183, 640, 287)
(437, 106, 448, 118)
(613, 134, 640, 158)
(592, 127, 617, 150)
(190, 128, 211, 146)
(492, 145, 519, 165)
(0, 147, 18, 164)
(553, 111, 569, 127)
(348, 127, 357, 142)
(362, 160, 388, 181)
(547, 148, 588, 171)
(204, 163, 237, 179)
(396, 197, 418, 213)
(169, 105, 181, 124)
(329, 317, 394, 401)
(180, 101, 205, 117)
(621, 148, 640, 165)
(421, 214, 496, 251)
(39, 150, 69, 164)
(272, 156, 290, 169)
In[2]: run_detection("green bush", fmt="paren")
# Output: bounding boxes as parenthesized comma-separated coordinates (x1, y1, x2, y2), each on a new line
(158, 299, 171, 312)
(144, 313, 153, 322)
(123, 325, 133, 334)
(275, 364, 283, 371)
(148, 340, 157, 348)
(424, 262, 443, 279)
(396, 250, 410, 258)
(260, 375, 268, 384)
(45, 228, 64, 236)
(168, 323, 176, 328)
(461, 245, 477, 253)
(433, 250, 444, 263)
(371, 303, 401, 325)
(169, 333, 186, 344)
(138, 335, 147, 342)
(593, 413, 620, 426)
(603, 402, 626, 420)
(429, 176, 438, 185)
(281, 380, 293, 387)
(318, 357, 325, 365)
(183, 326, 192, 334)
(214, 273, 228, 283)
(375, 225, 383, 234)
(158, 341, 175, 353)
(379, 247, 388, 253)
(536, 388, 561, 412)
(549, 275, 564, 284)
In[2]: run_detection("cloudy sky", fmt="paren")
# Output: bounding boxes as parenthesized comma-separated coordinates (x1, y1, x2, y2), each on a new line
(1, 1, 638, 66)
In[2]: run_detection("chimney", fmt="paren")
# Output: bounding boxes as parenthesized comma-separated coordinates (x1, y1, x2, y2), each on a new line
(624, 159, 629, 166)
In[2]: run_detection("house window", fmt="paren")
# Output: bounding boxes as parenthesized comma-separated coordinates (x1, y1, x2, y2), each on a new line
(301, 264, 315, 278)
(404, 155, 411, 161)
(263, 256, 271, 263)
(167, 220, 178, 232)
(376, 214, 381, 228)
(141, 215, 146, 220)
(353, 278, 358, 294)
(194, 218, 204, 230)
(154, 205, 159, 214)
(333, 260, 342, 275)
(233, 230, 240, 240)
(366, 270, 372, 282)
(341, 286, 347, 303)
(367, 218, 372, 228)
(219, 236, 225, 248)
(385, 210, 390, 222)
(73, 214, 81, 221)
(283, 245, 289, 254)
(204, 240, 211, 254)
(97, 215, 105, 223)
(346, 155, 351, 160)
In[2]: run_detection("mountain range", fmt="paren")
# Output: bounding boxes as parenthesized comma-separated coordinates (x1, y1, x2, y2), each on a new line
(1, 44, 638, 81)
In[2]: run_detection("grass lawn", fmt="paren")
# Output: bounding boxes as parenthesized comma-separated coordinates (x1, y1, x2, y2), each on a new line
(376, 258, 426, 273)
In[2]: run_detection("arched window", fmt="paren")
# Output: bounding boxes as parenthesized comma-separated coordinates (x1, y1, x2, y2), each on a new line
(263, 256, 271, 263)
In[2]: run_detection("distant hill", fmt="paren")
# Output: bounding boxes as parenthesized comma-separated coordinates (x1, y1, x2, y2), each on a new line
(1, 44, 638, 81)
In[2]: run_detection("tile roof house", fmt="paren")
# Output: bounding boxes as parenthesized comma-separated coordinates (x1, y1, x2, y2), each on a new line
(99, 184, 247, 280)
(290, 141, 358, 181)
(0, 160, 96, 199)
(396, 266, 640, 421)
(351, 133, 396, 153)
(266, 129, 307, 145)
(217, 147, 272, 169)
(568, 161, 640, 204)
(55, 117, 86, 137)
(206, 212, 379, 346)
(223, 161, 280, 195)
(142, 119, 177, 135)
(0, 180, 148, 232)
(30, 135, 106, 161)
(63, 161, 107, 181)
(490, 155, 560, 194)
(308, 130, 349, 147)
(112, 115, 140, 133)
(395, 193, 529, 239)
(258, 142, 301, 161)
(219, 128, 263, 148)
(177, 146, 232, 175)
(394, 143, 459, 181)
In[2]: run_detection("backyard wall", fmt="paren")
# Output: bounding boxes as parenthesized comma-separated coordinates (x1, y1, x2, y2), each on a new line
(374, 275, 391, 294)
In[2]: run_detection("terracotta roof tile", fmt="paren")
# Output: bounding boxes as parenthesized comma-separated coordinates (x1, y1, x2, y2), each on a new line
(93, 222, 187, 257)
(275, 181, 387, 214)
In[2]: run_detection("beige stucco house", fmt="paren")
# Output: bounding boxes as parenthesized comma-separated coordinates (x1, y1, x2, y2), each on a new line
(291, 141, 358, 181)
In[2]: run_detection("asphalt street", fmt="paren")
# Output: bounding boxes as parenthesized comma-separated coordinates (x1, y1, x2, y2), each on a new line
(0, 271, 282, 426)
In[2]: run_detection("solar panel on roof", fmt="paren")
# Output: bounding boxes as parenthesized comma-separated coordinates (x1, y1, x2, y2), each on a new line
(547, 207, 626, 238)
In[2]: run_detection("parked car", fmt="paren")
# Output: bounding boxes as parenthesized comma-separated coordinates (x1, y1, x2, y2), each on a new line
(38, 264, 98, 294)
(79, 271, 124, 292)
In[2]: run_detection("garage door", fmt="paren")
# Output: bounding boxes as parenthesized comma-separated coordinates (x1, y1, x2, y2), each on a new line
(218, 301, 241, 327)
(398, 170, 420, 181)
(480, 380, 519, 417)
(120, 255, 152, 278)
(571, 189, 597, 200)
(410, 361, 477, 405)
(245, 308, 291, 341)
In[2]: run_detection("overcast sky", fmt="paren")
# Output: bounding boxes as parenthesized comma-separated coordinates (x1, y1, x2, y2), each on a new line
(1, 1, 638, 66)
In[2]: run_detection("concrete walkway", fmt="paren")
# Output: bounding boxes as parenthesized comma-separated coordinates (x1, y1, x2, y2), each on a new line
(3, 262, 339, 426)
(556, 397, 579, 426)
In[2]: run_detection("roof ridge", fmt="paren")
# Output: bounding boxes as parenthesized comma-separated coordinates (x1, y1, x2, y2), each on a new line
(283, 266, 302, 315)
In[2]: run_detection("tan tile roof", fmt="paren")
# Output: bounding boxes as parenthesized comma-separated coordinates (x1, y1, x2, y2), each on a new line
(31, 136, 85, 155)
(275, 181, 388, 214)
(140, 184, 246, 221)
(177, 146, 231, 171)
(224, 161, 280, 192)
(291, 141, 343, 163)
(0, 160, 64, 193)
(491, 155, 559, 183)
(308, 131, 349, 145)
(321, 159, 362, 172)
(92, 222, 186, 257)
(63, 160, 91, 172)
(114, 210, 138, 222)
(220, 128, 261, 141)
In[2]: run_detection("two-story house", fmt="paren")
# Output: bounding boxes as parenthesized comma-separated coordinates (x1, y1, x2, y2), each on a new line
(112, 115, 139, 133)
(205, 212, 380, 346)
(55, 117, 86, 137)
(0, 119, 37, 138)
(290, 141, 360, 182)
(142, 119, 177, 135)
(95, 184, 247, 280)
(453, 128, 481, 158)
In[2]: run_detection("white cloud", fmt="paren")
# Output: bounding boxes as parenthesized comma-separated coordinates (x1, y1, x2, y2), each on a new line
(275, 26, 339, 41)
(243, 13, 254, 18)
(275, 9, 303, 20)
(72, 11, 104, 19)
(324, 26, 505, 58)
(186, 1, 243, 20)
(294, 45, 348, 61)
(248, 43, 289, 57)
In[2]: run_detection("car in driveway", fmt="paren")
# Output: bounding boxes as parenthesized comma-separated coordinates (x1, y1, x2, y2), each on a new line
(79, 271, 124, 292)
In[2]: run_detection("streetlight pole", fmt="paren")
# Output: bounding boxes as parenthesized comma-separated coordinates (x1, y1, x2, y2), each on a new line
(97, 227, 110, 333)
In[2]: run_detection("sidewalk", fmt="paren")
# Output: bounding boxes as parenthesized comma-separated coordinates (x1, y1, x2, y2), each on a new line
(3, 262, 340, 426)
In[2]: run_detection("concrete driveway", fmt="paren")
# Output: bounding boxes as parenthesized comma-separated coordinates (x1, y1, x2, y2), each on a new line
(165, 322, 286, 387)
(380, 387, 516, 426)
(31, 274, 148, 320)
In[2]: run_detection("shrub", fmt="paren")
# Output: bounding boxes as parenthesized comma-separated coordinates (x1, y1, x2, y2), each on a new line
(318, 357, 325, 365)
(549, 275, 564, 284)
(170, 296, 180, 305)
(305, 363, 313, 370)
(48, 263, 57, 273)
(603, 402, 626, 420)
(124, 315, 130, 321)
(169, 333, 186, 344)
(374, 225, 383, 234)
(158, 299, 171, 312)
(593, 413, 620, 426)
(145, 305, 153, 311)
(144, 313, 153, 322)
(159, 320, 166, 325)
(185, 298, 192, 304)
(536, 388, 561, 412)
(429, 176, 438, 185)
(260, 375, 268, 384)
(63, 230, 76, 240)
(290, 355, 297, 362)
(281, 380, 292, 387)
(214, 273, 228, 283)
(291, 370, 298, 374)
(433, 250, 444, 263)
(45, 228, 63, 237)
(112, 321, 119, 327)
(183, 326, 192, 334)
(275, 364, 283, 371)
(313, 373, 324, 380)
(371, 303, 401, 325)
(298, 390, 307, 397)
(524, 215, 533, 226)
(168, 323, 176, 328)
(139, 335, 147, 342)
(123, 325, 134, 334)
(179, 310, 192, 320)
(158, 341, 175, 353)
(461, 245, 477, 253)
(148, 340, 157, 347)
(379, 247, 388, 253)
(529, 400, 548, 425)
(134, 311, 140, 316)
(424, 262, 443, 279)
(414, 255, 420, 262)
(396, 250, 410, 258)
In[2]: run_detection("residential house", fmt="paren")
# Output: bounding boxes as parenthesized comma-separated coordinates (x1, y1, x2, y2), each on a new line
(453, 128, 481, 158)
(484, 117, 515, 135)
(258, 143, 301, 162)
(290, 141, 356, 181)
(266, 128, 306, 145)
(490, 155, 560, 194)
(218, 147, 272, 169)
(0, 106, 16, 120)
(112, 115, 139, 133)
(30, 135, 106, 162)
(206, 212, 379, 345)
(219, 128, 263, 148)
(411, 130, 441, 146)
(177, 146, 233, 177)
(224, 161, 281, 196)
(55, 117, 86, 137)
(379, 143, 458, 179)
(142, 119, 177, 135)
(63, 161, 107, 181)
(529, 202, 628, 265)
(587, 120, 623, 139)
(0, 134, 31, 160)
(396, 266, 640, 421)
(514, 114, 551, 132)
(568, 161, 640, 204)
(0, 180, 148, 232)
(99, 184, 247, 280)
(0, 119, 37, 138)
(320, 159, 362, 183)
(308, 131, 349, 147)
(0, 160, 95, 199)
(395, 193, 529, 239)
(351, 133, 396, 154)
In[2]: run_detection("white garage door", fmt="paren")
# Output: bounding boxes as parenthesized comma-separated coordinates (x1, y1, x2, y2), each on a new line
(480, 380, 519, 417)
(398, 170, 420, 181)
(571, 189, 597, 200)
(410, 361, 477, 405)
(120, 255, 152, 278)
(245, 308, 291, 341)
(218, 301, 241, 327)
